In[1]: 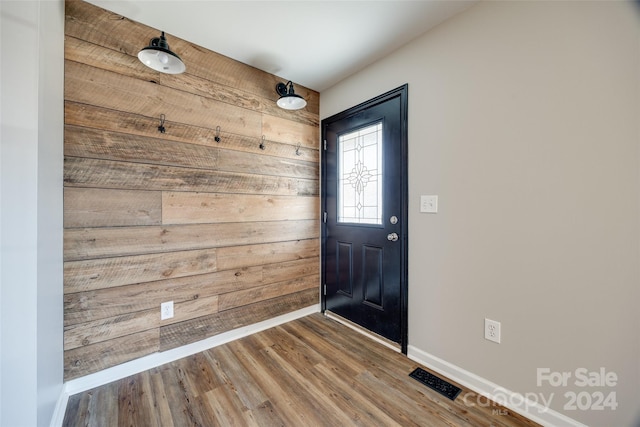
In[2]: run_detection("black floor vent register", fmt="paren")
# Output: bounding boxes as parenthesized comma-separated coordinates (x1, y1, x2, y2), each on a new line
(409, 367, 462, 401)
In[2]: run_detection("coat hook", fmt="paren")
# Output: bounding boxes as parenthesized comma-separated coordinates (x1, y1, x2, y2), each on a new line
(158, 114, 166, 133)
(295, 142, 301, 156)
(260, 135, 266, 150)
(215, 126, 221, 143)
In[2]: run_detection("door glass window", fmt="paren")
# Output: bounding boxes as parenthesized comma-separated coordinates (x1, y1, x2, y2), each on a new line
(337, 122, 382, 225)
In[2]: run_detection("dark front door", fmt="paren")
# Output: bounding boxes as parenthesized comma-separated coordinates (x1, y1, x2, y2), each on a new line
(321, 85, 408, 353)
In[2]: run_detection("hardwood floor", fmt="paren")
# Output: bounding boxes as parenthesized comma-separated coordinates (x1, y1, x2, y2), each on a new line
(62, 313, 540, 427)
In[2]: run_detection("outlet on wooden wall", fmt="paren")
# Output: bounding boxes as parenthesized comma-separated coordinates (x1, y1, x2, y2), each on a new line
(63, 0, 320, 380)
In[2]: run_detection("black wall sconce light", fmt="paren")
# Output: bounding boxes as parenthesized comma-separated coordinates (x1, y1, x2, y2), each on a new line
(138, 31, 186, 74)
(275, 81, 307, 110)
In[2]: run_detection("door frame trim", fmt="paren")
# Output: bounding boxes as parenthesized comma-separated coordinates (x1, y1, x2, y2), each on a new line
(320, 84, 409, 354)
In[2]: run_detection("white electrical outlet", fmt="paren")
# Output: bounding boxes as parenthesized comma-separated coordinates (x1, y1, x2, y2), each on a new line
(484, 318, 501, 344)
(161, 301, 174, 320)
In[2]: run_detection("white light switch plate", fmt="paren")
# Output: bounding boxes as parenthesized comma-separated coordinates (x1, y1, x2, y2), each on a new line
(420, 195, 438, 213)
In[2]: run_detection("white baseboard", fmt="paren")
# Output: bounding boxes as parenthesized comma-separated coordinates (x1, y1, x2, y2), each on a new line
(50, 304, 319, 427)
(407, 345, 587, 427)
(49, 387, 70, 427)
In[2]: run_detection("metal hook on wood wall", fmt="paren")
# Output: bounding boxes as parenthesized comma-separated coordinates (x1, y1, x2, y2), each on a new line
(260, 135, 266, 150)
(158, 114, 166, 133)
(215, 126, 221, 143)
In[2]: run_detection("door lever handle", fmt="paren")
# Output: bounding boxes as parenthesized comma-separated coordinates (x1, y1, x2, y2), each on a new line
(387, 232, 399, 242)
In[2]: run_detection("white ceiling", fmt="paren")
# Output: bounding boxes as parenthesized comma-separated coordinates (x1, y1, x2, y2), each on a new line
(86, 0, 477, 92)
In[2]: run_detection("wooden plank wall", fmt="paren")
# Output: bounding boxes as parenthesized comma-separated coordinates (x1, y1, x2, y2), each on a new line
(63, 0, 320, 380)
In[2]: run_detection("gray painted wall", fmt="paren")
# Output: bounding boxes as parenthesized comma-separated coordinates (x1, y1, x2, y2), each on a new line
(0, 1, 64, 425)
(321, 2, 640, 426)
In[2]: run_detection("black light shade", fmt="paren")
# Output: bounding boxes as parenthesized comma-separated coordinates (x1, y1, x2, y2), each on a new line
(276, 81, 307, 110)
(138, 31, 185, 74)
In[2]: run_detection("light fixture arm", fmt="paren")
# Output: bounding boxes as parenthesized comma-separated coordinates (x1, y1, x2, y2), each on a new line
(155, 32, 170, 50)
(276, 81, 294, 97)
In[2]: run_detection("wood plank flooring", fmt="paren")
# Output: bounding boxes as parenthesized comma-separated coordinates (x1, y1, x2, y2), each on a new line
(62, 313, 540, 427)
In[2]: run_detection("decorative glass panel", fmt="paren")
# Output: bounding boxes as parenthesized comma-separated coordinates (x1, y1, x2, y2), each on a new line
(338, 122, 382, 224)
